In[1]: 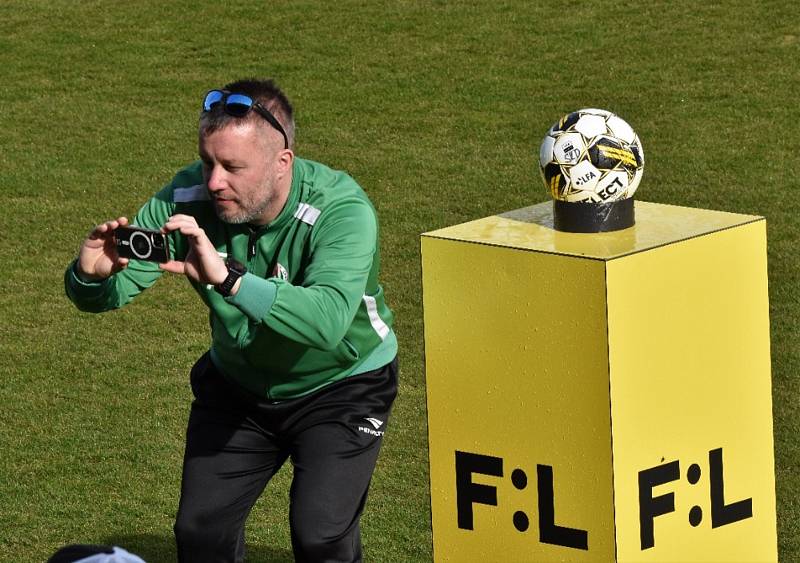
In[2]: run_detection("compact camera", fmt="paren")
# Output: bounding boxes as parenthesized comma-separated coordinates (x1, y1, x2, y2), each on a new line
(114, 226, 170, 263)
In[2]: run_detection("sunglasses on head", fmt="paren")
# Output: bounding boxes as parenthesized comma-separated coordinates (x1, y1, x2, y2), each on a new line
(202, 90, 289, 149)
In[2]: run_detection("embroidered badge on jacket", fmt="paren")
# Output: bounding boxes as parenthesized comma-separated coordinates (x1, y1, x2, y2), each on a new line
(272, 263, 289, 280)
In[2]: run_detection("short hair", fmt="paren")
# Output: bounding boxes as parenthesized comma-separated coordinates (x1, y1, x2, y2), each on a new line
(199, 78, 295, 148)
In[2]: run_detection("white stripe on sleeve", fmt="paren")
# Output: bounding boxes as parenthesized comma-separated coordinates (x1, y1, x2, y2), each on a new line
(362, 295, 390, 340)
(173, 184, 210, 202)
(294, 203, 321, 226)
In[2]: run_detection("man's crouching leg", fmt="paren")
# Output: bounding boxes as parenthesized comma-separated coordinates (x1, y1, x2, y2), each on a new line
(288, 360, 398, 563)
(174, 354, 287, 563)
(288, 422, 381, 563)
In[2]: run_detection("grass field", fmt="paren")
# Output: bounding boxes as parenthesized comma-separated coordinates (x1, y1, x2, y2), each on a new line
(1, 1, 798, 561)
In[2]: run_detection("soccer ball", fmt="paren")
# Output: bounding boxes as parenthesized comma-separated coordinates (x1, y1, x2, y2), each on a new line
(539, 109, 644, 203)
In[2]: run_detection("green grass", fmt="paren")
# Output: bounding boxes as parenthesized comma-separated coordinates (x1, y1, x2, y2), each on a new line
(1, 1, 798, 561)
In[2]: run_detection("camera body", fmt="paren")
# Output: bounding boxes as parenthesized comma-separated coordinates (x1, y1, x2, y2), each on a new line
(115, 226, 170, 263)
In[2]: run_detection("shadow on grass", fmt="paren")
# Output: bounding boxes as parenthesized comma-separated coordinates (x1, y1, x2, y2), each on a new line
(103, 534, 294, 563)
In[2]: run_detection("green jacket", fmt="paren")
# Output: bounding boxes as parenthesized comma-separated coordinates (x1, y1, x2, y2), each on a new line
(65, 158, 397, 399)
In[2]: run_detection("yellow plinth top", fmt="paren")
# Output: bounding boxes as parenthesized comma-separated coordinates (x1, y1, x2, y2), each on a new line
(422, 201, 763, 260)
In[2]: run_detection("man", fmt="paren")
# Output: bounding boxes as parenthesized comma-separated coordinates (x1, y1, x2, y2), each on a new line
(65, 79, 398, 563)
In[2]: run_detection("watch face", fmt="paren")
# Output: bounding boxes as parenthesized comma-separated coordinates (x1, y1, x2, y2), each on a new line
(226, 259, 246, 275)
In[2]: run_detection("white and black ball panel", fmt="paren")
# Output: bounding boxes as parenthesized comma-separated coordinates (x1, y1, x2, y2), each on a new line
(574, 113, 608, 140)
(552, 132, 585, 165)
(551, 111, 581, 134)
(606, 115, 636, 144)
(541, 162, 567, 197)
(539, 134, 555, 168)
(568, 160, 601, 193)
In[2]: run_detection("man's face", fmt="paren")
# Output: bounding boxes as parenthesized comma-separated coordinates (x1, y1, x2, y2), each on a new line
(199, 121, 282, 225)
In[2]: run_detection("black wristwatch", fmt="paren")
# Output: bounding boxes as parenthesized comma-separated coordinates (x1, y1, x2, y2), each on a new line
(215, 259, 247, 297)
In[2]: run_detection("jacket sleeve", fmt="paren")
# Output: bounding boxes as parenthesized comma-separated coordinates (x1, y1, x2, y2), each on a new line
(225, 196, 377, 350)
(64, 188, 176, 313)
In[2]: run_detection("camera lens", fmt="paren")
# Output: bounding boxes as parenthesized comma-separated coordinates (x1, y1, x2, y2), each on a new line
(130, 231, 152, 259)
(152, 235, 165, 249)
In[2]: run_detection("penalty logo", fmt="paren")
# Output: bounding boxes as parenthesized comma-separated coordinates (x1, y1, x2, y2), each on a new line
(358, 417, 385, 437)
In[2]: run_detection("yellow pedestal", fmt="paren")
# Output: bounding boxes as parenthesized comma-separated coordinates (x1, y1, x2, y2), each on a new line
(421, 201, 776, 562)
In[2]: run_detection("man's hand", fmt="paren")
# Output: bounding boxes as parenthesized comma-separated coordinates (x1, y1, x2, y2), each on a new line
(160, 214, 229, 287)
(76, 217, 131, 281)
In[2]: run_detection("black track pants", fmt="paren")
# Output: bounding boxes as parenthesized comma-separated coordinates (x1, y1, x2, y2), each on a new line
(174, 353, 398, 563)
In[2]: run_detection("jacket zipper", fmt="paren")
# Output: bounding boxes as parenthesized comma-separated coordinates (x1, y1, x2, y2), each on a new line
(245, 225, 270, 400)
(247, 227, 259, 263)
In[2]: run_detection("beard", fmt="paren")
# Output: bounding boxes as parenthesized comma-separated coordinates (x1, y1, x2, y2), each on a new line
(212, 180, 276, 225)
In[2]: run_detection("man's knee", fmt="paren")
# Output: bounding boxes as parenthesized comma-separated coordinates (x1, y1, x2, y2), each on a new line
(291, 534, 361, 563)
(174, 513, 204, 548)
(174, 510, 242, 561)
(290, 515, 361, 563)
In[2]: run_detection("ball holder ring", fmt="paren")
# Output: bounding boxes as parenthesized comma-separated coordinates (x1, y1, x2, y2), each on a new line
(553, 198, 635, 233)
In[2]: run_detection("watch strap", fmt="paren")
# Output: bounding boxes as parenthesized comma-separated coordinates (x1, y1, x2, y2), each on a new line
(215, 259, 246, 297)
